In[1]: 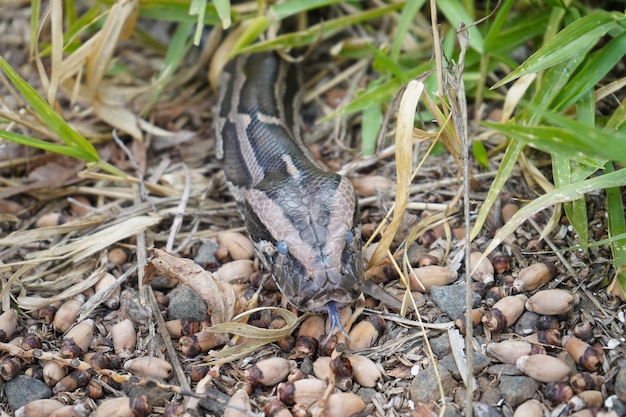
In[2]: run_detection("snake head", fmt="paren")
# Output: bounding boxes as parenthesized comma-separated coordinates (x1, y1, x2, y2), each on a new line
(241, 169, 364, 314)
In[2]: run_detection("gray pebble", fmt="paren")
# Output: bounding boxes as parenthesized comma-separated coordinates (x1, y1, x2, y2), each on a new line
(499, 375, 538, 407)
(410, 365, 456, 404)
(431, 285, 481, 319)
(167, 285, 208, 321)
(5, 375, 52, 411)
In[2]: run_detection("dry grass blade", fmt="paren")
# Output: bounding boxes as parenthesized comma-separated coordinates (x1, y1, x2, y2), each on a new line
(0, 214, 108, 246)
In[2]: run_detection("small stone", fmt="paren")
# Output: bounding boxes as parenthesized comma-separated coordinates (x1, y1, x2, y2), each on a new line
(194, 240, 220, 270)
(410, 365, 457, 404)
(473, 401, 503, 417)
(431, 285, 481, 319)
(478, 376, 501, 405)
(355, 387, 378, 403)
(514, 311, 541, 336)
(498, 375, 538, 407)
(429, 333, 452, 358)
(129, 378, 174, 407)
(167, 285, 208, 321)
(439, 353, 491, 380)
(5, 375, 52, 411)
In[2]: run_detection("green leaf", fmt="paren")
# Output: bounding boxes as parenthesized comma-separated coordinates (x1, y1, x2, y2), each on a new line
(553, 29, 626, 110)
(472, 141, 489, 169)
(0, 130, 95, 161)
(270, 0, 345, 20)
(492, 10, 623, 88)
(483, 168, 626, 255)
(235, 2, 406, 53)
(391, 0, 426, 62)
(361, 104, 382, 157)
(0, 58, 99, 162)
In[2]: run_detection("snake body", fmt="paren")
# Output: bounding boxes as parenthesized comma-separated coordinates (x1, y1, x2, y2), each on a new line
(214, 53, 363, 332)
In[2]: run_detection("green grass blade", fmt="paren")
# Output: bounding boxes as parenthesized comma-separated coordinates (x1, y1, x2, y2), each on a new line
(391, 0, 426, 62)
(470, 139, 524, 241)
(0, 130, 95, 161)
(143, 21, 194, 115)
(0, 58, 99, 162)
(483, 168, 626, 255)
(235, 2, 406, 53)
(553, 29, 626, 111)
(361, 104, 382, 157)
(605, 162, 626, 270)
(270, 0, 346, 20)
(483, 122, 606, 168)
(492, 10, 623, 88)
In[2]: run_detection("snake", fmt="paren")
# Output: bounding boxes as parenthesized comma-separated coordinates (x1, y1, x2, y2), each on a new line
(214, 52, 364, 336)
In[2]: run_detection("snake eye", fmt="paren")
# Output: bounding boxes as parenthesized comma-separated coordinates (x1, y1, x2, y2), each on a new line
(276, 240, 289, 255)
(345, 230, 354, 244)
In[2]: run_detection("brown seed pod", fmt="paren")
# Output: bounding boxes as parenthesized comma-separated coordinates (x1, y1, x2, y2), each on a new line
(347, 354, 382, 388)
(347, 315, 385, 351)
(0, 355, 21, 380)
(570, 372, 604, 393)
(329, 356, 353, 391)
(298, 315, 326, 341)
(43, 361, 67, 386)
(214, 259, 255, 284)
(409, 266, 457, 292)
(563, 336, 603, 371)
(352, 175, 395, 197)
(417, 254, 440, 267)
(223, 388, 251, 417)
(501, 200, 520, 223)
(54, 369, 90, 394)
(525, 329, 561, 347)
(513, 399, 546, 417)
(244, 357, 295, 387)
(491, 253, 512, 274)
(515, 354, 571, 383)
(525, 289, 576, 315)
(15, 399, 65, 417)
(62, 319, 94, 356)
(111, 319, 136, 357)
(312, 356, 332, 381)
(0, 310, 17, 342)
(535, 315, 560, 331)
(36, 212, 74, 228)
(293, 335, 319, 358)
(218, 231, 255, 260)
(21, 334, 42, 350)
(264, 398, 293, 417)
(37, 305, 59, 325)
(124, 357, 172, 379)
(53, 296, 85, 333)
(482, 295, 527, 332)
(95, 272, 121, 310)
(178, 331, 223, 356)
(569, 390, 604, 411)
(486, 340, 533, 365)
(312, 392, 366, 417)
(469, 251, 495, 285)
(49, 404, 87, 417)
(165, 318, 201, 338)
(106, 247, 129, 269)
(574, 321, 594, 342)
(454, 307, 485, 336)
(544, 381, 574, 405)
(485, 286, 506, 306)
(277, 378, 327, 406)
(94, 395, 150, 417)
(513, 262, 555, 293)
(86, 379, 105, 399)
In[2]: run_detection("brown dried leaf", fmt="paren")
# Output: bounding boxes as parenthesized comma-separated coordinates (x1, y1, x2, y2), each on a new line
(147, 249, 244, 324)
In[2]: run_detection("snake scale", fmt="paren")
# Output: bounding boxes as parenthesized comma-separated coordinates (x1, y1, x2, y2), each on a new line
(214, 52, 364, 335)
